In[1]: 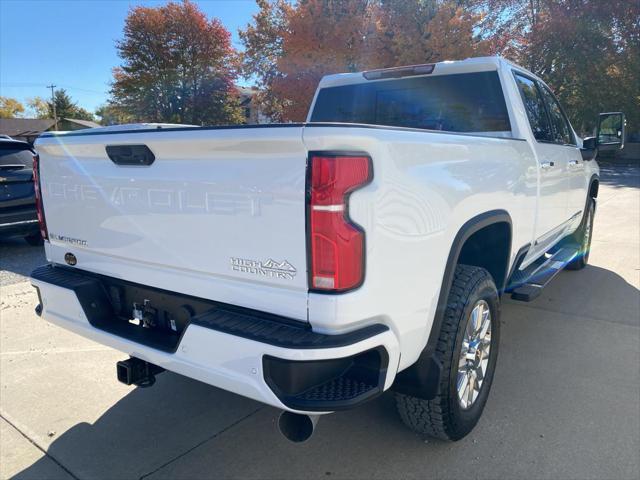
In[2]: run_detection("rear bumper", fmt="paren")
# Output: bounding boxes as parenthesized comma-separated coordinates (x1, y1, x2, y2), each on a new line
(31, 264, 399, 414)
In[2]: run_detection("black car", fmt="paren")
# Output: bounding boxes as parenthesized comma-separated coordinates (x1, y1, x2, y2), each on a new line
(0, 138, 42, 245)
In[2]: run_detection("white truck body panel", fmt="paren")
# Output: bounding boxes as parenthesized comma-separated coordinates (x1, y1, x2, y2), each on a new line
(36, 123, 541, 371)
(31, 277, 400, 413)
(303, 125, 538, 369)
(32, 56, 599, 414)
(36, 126, 310, 320)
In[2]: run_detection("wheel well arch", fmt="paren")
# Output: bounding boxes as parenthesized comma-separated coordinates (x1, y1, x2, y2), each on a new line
(457, 221, 511, 292)
(443, 210, 512, 292)
(392, 210, 512, 399)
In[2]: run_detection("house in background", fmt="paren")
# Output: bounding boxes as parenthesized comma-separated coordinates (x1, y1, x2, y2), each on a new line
(238, 87, 269, 124)
(57, 118, 101, 131)
(0, 118, 56, 144)
(0, 118, 101, 144)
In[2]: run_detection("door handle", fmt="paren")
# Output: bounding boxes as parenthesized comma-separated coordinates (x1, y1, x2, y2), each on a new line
(568, 160, 581, 167)
(541, 161, 555, 170)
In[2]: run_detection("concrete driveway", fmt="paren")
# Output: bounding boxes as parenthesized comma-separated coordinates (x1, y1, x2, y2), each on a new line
(1, 165, 638, 480)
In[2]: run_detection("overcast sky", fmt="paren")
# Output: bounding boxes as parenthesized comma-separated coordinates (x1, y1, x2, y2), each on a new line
(0, 0, 259, 114)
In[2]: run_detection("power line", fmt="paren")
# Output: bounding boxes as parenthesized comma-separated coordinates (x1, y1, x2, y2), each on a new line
(2, 82, 107, 95)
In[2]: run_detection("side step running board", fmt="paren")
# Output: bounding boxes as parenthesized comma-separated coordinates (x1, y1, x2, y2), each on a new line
(509, 244, 580, 302)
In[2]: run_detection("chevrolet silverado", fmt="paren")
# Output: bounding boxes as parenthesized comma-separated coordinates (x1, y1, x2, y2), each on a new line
(30, 57, 625, 442)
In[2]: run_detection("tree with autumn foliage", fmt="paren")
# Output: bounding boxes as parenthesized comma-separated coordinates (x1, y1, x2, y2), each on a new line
(0, 97, 25, 118)
(26, 97, 50, 119)
(241, 0, 388, 121)
(241, 0, 493, 122)
(379, 0, 490, 65)
(239, 0, 291, 121)
(474, 0, 639, 135)
(271, 0, 391, 121)
(242, 0, 638, 135)
(109, 0, 243, 125)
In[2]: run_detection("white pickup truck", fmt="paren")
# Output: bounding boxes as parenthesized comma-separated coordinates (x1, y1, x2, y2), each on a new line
(31, 57, 625, 442)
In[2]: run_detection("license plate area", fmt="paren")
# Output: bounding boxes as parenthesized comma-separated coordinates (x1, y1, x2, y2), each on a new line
(74, 272, 218, 352)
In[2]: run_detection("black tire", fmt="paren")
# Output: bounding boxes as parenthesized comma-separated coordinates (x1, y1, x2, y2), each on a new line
(395, 264, 500, 441)
(565, 198, 595, 270)
(24, 233, 44, 246)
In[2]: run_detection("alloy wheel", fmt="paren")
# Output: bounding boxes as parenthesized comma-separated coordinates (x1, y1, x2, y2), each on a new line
(457, 300, 492, 410)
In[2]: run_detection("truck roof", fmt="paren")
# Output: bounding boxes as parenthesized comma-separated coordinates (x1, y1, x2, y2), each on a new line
(317, 56, 528, 89)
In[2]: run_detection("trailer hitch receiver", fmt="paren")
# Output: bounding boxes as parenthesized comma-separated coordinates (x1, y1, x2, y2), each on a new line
(116, 357, 164, 387)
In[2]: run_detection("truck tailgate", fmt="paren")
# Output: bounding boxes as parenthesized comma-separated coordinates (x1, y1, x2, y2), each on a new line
(35, 126, 309, 320)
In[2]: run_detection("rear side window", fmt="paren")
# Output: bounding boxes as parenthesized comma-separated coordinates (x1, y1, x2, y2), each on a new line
(539, 86, 574, 145)
(514, 74, 553, 142)
(0, 145, 34, 168)
(310, 71, 511, 134)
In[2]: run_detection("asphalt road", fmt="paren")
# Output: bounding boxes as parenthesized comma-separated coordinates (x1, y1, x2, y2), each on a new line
(1, 165, 638, 480)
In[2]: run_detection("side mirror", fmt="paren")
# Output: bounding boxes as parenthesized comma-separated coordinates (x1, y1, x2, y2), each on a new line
(581, 136, 597, 161)
(597, 112, 625, 151)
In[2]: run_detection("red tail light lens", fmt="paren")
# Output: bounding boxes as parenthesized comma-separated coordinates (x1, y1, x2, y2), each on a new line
(308, 154, 372, 292)
(32, 154, 48, 240)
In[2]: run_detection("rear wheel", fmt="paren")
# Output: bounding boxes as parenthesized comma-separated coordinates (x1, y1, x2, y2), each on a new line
(395, 265, 500, 441)
(566, 198, 595, 270)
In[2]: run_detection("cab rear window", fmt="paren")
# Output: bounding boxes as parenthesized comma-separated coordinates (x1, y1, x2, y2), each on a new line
(310, 71, 511, 134)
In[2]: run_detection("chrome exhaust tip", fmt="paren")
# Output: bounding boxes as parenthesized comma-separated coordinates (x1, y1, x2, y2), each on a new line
(277, 411, 319, 443)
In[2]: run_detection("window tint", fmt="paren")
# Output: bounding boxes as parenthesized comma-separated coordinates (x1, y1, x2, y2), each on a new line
(310, 71, 511, 133)
(514, 74, 553, 142)
(539, 86, 574, 145)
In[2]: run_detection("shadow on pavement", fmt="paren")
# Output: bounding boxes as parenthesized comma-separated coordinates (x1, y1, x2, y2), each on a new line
(10, 382, 410, 480)
(0, 237, 46, 287)
(11, 373, 264, 480)
(12, 263, 639, 479)
(598, 163, 640, 189)
(510, 263, 640, 327)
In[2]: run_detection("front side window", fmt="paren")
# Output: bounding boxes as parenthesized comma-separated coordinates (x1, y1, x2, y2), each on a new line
(513, 73, 553, 142)
(310, 71, 511, 134)
(539, 85, 574, 145)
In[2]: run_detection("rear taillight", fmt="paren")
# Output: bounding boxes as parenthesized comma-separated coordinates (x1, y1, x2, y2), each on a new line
(308, 154, 372, 292)
(32, 154, 48, 240)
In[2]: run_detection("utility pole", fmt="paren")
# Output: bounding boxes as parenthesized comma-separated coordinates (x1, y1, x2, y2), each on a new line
(46, 84, 57, 130)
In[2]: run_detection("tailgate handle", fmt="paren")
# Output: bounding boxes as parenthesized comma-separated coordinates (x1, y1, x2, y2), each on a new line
(106, 145, 155, 166)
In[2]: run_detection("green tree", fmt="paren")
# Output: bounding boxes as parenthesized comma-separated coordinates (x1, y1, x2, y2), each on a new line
(72, 106, 96, 121)
(95, 104, 134, 126)
(41, 89, 96, 121)
(50, 89, 76, 119)
(0, 96, 25, 118)
(110, 0, 244, 125)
